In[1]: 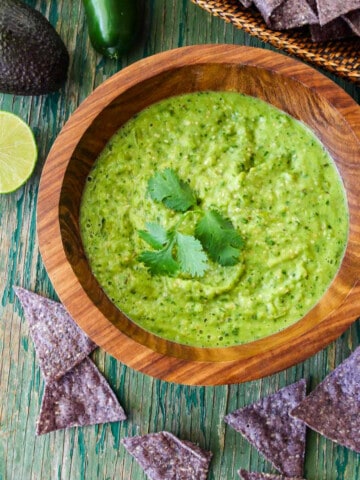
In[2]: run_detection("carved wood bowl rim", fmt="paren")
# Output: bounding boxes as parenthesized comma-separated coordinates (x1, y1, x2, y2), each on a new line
(37, 45, 360, 386)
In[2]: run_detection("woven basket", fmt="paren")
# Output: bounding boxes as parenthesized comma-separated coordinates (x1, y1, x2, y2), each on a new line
(191, 0, 360, 85)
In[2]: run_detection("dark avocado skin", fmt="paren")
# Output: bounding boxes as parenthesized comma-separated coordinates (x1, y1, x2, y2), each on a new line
(0, 0, 69, 95)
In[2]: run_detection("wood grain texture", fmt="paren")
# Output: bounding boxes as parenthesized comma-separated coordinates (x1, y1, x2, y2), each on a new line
(1, 0, 360, 479)
(38, 44, 360, 386)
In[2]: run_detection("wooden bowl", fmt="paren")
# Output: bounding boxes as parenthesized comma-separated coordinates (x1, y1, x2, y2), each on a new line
(37, 45, 360, 386)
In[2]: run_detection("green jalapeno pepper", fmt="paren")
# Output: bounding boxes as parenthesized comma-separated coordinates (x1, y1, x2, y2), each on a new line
(83, 0, 139, 59)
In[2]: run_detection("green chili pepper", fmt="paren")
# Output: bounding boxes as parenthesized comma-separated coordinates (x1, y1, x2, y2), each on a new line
(82, 0, 140, 59)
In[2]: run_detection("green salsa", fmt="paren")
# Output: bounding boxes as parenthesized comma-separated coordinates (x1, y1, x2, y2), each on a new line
(80, 92, 348, 347)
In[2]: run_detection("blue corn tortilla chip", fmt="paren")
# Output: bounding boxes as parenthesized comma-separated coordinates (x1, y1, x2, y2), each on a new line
(122, 431, 213, 480)
(291, 346, 360, 453)
(36, 357, 126, 435)
(14, 287, 97, 382)
(316, 0, 360, 25)
(254, 0, 317, 29)
(239, 470, 305, 480)
(310, 17, 354, 41)
(224, 379, 306, 478)
(253, 0, 284, 24)
(308, 0, 355, 40)
(268, 0, 318, 29)
(239, 0, 253, 7)
(343, 10, 360, 34)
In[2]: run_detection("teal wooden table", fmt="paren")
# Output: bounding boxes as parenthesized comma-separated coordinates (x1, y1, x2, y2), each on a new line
(0, 1, 359, 479)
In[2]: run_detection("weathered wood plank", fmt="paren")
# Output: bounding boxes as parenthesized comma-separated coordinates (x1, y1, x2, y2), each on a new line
(0, 0, 359, 479)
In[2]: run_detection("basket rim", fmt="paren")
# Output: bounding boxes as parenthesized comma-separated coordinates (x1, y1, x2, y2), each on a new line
(191, 0, 360, 85)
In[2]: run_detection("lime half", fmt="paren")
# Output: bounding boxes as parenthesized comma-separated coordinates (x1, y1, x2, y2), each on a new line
(0, 111, 38, 194)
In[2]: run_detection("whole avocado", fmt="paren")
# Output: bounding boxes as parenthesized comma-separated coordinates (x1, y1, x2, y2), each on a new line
(0, 0, 69, 95)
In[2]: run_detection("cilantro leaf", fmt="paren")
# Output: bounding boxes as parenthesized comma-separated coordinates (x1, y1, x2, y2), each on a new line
(175, 232, 208, 277)
(195, 210, 244, 266)
(147, 168, 197, 212)
(138, 246, 179, 276)
(138, 222, 168, 250)
(138, 223, 208, 277)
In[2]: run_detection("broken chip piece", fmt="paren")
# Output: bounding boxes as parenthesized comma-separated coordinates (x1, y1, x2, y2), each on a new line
(343, 10, 360, 34)
(253, 0, 284, 25)
(122, 431, 213, 480)
(36, 357, 126, 435)
(238, 470, 305, 480)
(239, 0, 253, 7)
(316, 0, 360, 25)
(307, 0, 355, 40)
(253, 0, 317, 29)
(14, 287, 97, 382)
(224, 379, 306, 478)
(310, 16, 354, 41)
(267, 0, 318, 30)
(291, 346, 360, 453)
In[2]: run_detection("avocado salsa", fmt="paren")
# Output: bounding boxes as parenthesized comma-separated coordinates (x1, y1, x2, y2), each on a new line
(80, 92, 348, 347)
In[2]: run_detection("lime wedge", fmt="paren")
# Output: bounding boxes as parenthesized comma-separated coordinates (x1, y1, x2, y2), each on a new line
(0, 111, 38, 194)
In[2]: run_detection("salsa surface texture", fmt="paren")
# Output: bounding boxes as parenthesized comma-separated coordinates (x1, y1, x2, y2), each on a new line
(80, 92, 348, 347)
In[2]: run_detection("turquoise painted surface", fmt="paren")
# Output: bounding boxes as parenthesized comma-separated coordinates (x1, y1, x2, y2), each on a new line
(0, 1, 359, 479)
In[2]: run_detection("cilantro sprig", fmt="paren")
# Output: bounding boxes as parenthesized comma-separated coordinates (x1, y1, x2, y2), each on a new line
(138, 169, 244, 277)
(138, 225, 208, 277)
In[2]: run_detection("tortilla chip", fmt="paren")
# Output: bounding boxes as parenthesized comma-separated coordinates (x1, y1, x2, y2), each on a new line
(14, 287, 97, 382)
(122, 431, 213, 480)
(307, 0, 317, 12)
(239, 0, 253, 7)
(310, 17, 354, 41)
(224, 379, 306, 477)
(343, 10, 360, 34)
(291, 346, 360, 453)
(316, 0, 360, 25)
(238, 470, 305, 480)
(269, 0, 318, 29)
(254, 0, 317, 29)
(253, 0, 284, 24)
(36, 357, 126, 435)
(307, 0, 354, 40)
